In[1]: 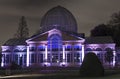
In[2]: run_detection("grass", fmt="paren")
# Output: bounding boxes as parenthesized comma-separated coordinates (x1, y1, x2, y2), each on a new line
(1, 68, 120, 79)
(8, 71, 120, 79)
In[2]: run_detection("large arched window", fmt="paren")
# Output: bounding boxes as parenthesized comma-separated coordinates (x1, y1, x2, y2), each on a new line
(85, 48, 92, 51)
(95, 48, 102, 51)
(14, 49, 20, 52)
(105, 48, 113, 51)
(48, 34, 62, 51)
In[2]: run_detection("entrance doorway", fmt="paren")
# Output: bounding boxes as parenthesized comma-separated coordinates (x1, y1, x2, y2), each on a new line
(51, 53, 60, 66)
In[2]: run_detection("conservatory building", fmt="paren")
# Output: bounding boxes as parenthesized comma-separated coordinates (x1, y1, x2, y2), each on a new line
(1, 6, 116, 67)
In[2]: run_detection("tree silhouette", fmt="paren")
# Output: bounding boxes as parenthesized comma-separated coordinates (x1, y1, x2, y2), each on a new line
(14, 16, 29, 38)
(105, 50, 113, 68)
(108, 11, 120, 46)
(90, 24, 113, 37)
(0, 49, 3, 68)
(90, 11, 120, 46)
(0, 50, 2, 68)
(109, 11, 120, 26)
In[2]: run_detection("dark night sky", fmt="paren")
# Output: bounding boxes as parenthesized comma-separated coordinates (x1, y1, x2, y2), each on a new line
(0, 0, 120, 46)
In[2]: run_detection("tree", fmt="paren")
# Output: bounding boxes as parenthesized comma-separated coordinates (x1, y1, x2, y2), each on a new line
(79, 52, 104, 77)
(109, 11, 120, 26)
(108, 11, 120, 46)
(105, 50, 113, 68)
(0, 49, 2, 68)
(90, 24, 113, 37)
(0, 54, 2, 68)
(14, 16, 29, 38)
(90, 11, 120, 46)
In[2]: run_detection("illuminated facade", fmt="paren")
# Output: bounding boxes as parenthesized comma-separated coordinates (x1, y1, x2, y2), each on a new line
(1, 6, 116, 67)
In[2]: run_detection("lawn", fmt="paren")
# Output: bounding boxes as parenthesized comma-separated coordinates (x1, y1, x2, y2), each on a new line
(1, 69, 120, 79)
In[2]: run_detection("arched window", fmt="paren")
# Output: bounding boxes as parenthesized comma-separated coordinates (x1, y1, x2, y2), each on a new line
(31, 54, 36, 63)
(105, 48, 113, 51)
(3, 49, 11, 52)
(22, 49, 27, 52)
(38, 46, 45, 51)
(74, 45, 82, 51)
(85, 48, 92, 51)
(96, 48, 102, 51)
(14, 49, 20, 52)
(6, 54, 10, 63)
(48, 34, 62, 51)
(65, 45, 72, 51)
(29, 47, 36, 51)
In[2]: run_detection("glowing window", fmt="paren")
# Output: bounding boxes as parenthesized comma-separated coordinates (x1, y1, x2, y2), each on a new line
(52, 53, 59, 63)
(29, 47, 36, 51)
(67, 53, 72, 62)
(14, 49, 20, 52)
(14, 54, 18, 64)
(3, 49, 11, 52)
(38, 46, 45, 51)
(22, 49, 27, 52)
(24, 54, 26, 63)
(65, 45, 72, 51)
(31, 54, 36, 63)
(48, 34, 62, 51)
(96, 48, 102, 51)
(60, 53, 63, 62)
(116, 54, 120, 62)
(85, 48, 92, 51)
(105, 48, 113, 51)
(6, 54, 10, 63)
(74, 45, 82, 51)
(38, 54, 43, 63)
(74, 53, 82, 62)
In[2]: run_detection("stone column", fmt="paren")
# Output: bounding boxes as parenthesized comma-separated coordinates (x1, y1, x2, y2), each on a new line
(113, 51, 116, 67)
(26, 46, 30, 67)
(36, 45, 38, 65)
(82, 45, 85, 62)
(62, 45, 65, 62)
(1, 55, 4, 67)
(45, 45, 48, 62)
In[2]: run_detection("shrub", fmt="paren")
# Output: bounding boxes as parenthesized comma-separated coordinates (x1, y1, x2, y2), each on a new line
(79, 52, 104, 77)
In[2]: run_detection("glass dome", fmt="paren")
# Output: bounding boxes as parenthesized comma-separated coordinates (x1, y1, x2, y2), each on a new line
(40, 6, 78, 33)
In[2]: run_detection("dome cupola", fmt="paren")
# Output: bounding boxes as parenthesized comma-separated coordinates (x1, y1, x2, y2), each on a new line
(40, 6, 77, 33)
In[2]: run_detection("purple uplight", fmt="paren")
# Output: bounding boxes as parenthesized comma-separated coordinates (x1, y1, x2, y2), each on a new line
(43, 62, 51, 66)
(60, 62, 67, 67)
